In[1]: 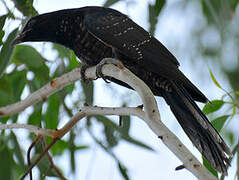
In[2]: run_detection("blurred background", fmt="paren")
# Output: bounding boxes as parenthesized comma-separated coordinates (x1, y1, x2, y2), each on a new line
(0, 0, 239, 179)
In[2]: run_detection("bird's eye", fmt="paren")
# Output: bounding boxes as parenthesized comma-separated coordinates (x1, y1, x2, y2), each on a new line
(27, 19, 36, 28)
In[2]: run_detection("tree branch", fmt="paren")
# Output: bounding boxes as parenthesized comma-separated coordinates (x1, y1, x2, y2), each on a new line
(0, 60, 217, 180)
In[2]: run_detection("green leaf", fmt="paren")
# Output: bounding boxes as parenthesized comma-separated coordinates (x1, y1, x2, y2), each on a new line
(11, 0, 37, 16)
(75, 145, 89, 150)
(32, 153, 59, 177)
(0, 140, 15, 180)
(0, 15, 7, 31)
(154, 0, 166, 16)
(68, 52, 80, 71)
(148, 0, 165, 35)
(235, 90, 239, 95)
(121, 135, 154, 151)
(95, 115, 153, 150)
(28, 107, 42, 125)
(0, 31, 5, 46)
(0, 15, 7, 45)
(13, 45, 45, 69)
(10, 132, 26, 170)
(81, 81, 94, 105)
(203, 157, 218, 177)
(44, 93, 60, 129)
(120, 115, 130, 135)
(103, 0, 121, 7)
(13, 45, 50, 84)
(0, 75, 13, 106)
(224, 130, 235, 145)
(209, 69, 221, 89)
(105, 125, 118, 147)
(211, 115, 229, 132)
(95, 115, 119, 147)
(118, 162, 129, 180)
(50, 140, 68, 156)
(202, 100, 224, 115)
(8, 69, 27, 102)
(53, 44, 71, 59)
(0, 28, 18, 76)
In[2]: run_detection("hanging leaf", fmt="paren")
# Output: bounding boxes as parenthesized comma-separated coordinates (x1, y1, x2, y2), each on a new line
(44, 93, 60, 129)
(121, 135, 154, 151)
(203, 157, 218, 177)
(13, 45, 50, 83)
(118, 162, 130, 180)
(10, 132, 26, 170)
(13, 45, 46, 69)
(211, 115, 229, 132)
(0, 28, 18, 76)
(202, 100, 224, 115)
(0, 14, 7, 45)
(103, 0, 121, 8)
(8, 69, 27, 102)
(209, 69, 222, 89)
(148, 0, 166, 35)
(0, 138, 15, 180)
(32, 153, 59, 178)
(11, 0, 37, 16)
(81, 81, 94, 105)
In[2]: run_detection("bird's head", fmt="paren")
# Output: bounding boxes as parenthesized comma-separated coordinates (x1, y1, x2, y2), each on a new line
(12, 14, 59, 45)
(12, 10, 78, 48)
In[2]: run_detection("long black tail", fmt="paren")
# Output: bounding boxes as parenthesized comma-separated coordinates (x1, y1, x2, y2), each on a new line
(162, 82, 232, 175)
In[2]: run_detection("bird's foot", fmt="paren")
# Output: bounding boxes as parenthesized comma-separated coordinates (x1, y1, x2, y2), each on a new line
(96, 58, 124, 83)
(80, 64, 92, 84)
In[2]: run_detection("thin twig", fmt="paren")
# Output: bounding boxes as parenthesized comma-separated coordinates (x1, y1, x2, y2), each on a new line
(27, 135, 42, 180)
(20, 138, 59, 180)
(41, 137, 67, 180)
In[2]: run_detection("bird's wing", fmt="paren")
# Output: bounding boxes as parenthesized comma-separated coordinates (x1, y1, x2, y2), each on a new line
(83, 9, 181, 79)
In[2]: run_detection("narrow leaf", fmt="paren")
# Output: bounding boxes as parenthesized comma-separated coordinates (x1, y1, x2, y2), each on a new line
(209, 69, 221, 88)
(103, 0, 121, 7)
(118, 162, 129, 180)
(148, 0, 165, 35)
(10, 132, 26, 169)
(0, 28, 18, 76)
(44, 93, 60, 129)
(11, 0, 37, 16)
(224, 131, 235, 145)
(0, 138, 15, 180)
(32, 153, 59, 177)
(0, 15, 7, 45)
(13, 45, 50, 84)
(120, 115, 130, 135)
(8, 69, 27, 101)
(50, 140, 68, 156)
(13, 45, 45, 69)
(81, 81, 94, 105)
(211, 115, 229, 132)
(202, 100, 224, 115)
(203, 157, 218, 177)
(121, 135, 154, 151)
(0, 15, 7, 30)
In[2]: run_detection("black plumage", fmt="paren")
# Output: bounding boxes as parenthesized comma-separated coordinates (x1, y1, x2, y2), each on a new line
(13, 6, 232, 175)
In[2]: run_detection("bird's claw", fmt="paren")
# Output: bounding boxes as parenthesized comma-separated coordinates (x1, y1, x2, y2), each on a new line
(80, 64, 92, 83)
(96, 58, 123, 83)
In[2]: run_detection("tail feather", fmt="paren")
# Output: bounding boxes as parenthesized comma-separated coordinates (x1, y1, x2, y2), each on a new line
(162, 82, 232, 175)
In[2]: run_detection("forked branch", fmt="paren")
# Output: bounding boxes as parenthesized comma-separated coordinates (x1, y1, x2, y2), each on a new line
(0, 60, 217, 180)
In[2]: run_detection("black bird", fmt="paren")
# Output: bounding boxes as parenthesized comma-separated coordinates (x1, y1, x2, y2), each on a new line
(12, 6, 232, 175)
